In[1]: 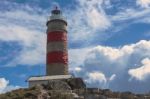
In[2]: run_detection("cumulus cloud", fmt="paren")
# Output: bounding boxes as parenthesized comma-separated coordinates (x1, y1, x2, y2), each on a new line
(0, 78, 19, 93)
(128, 58, 150, 81)
(70, 40, 150, 93)
(0, 78, 9, 89)
(87, 72, 107, 83)
(69, 48, 91, 67)
(86, 72, 107, 88)
(74, 67, 82, 72)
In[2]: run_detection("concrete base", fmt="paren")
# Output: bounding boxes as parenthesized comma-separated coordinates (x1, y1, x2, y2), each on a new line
(27, 75, 73, 88)
(27, 75, 86, 90)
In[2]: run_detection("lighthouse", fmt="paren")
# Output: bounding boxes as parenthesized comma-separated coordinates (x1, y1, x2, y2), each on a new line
(46, 7, 68, 75)
(27, 7, 72, 87)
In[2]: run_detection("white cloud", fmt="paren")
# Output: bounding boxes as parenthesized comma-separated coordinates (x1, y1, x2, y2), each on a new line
(0, 6, 46, 66)
(70, 40, 150, 67)
(74, 67, 82, 72)
(128, 58, 150, 81)
(0, 78, 19, 93)
(110, 1, 150, 25)
(136, 0, 150, 8)
(91, 46, 125, 61)
(0, 78, 9, 89)
(0, 25, 45, 46)
(109, 74, 116, 81)
(0, 0, 112, 66)
(103, 0, 112, 9)
(86, 8, 110, 29)
(85, 72, 117, 88)
(1, 0, 150, 68)
(66, 0, 150, 43)
(69, 40, 150, 91)
(69, 48, 91, 67)
(86, 72, 107, 84)
(0, 25, 46, 66)
(111, 8, 150, 22)
(0, 9, 45, 23)
(66, 0, 111, 42)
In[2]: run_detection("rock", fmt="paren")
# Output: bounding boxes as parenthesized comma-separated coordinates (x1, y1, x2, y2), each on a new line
(49, 91, 74, 99)
(71, 93, 79, 98)
(67, 78, 86, 89)
(84, 94, 106, 99)
(46, 80, 71, 90)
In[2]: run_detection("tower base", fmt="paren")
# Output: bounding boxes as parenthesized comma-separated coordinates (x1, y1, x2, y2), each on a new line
(27, 75, 86, 89)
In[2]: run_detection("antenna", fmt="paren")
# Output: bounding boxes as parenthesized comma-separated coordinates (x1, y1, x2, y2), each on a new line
(53, 5, 59, 10)
(55, 6, 58, 10)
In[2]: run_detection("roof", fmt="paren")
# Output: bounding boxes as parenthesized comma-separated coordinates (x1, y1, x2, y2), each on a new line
(27, 75, 73, 81)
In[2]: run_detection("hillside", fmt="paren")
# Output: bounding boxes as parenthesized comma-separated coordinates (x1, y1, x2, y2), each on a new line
(0, 79, 150, 99)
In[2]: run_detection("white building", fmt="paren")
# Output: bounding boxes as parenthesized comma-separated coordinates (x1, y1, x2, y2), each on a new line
(27, 75, 73, 87)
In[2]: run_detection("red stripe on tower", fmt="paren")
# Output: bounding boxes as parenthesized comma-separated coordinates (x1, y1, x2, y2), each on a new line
(47, 52, 68, 64)
(47, 31, 67, 42)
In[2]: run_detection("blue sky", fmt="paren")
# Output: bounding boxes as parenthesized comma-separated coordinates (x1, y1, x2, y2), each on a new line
(0, 0, 150, 93)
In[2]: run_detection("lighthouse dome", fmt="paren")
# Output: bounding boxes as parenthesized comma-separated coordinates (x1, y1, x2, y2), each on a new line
(49, 7, 66, 22)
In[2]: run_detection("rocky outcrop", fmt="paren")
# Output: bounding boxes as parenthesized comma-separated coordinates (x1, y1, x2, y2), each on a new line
(44, 80, 71, 90)
(41, 78, 86, 91)
(0, 78, 150, 99)
(67, 78, 86, 90)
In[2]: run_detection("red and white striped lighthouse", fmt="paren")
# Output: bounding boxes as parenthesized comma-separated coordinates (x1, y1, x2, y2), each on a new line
(46, 7, 68, 75)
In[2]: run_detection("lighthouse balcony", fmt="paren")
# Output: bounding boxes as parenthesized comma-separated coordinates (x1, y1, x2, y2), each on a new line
(49, 15, 66, 22)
